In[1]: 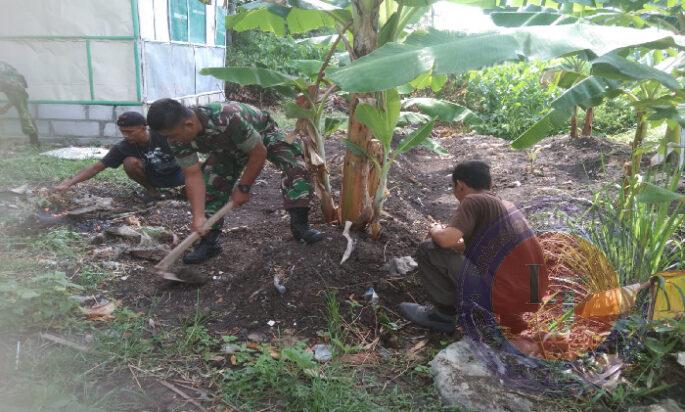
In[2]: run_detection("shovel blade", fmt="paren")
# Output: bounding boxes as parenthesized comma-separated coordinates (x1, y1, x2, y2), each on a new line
(154, 268, 191, 283)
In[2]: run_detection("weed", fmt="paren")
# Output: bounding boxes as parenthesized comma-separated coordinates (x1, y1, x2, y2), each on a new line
(0, 144, 133, 189)
(0, 271, 81, 333)
(94, 308, 154, 363)
(324, 291, 344, 343)
(221, 342, 421, 411)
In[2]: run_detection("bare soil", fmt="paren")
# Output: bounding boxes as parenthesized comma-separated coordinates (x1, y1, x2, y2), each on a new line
(19, 131, 636, 348)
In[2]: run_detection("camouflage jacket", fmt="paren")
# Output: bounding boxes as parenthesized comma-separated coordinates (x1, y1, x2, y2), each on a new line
(172, 102, 276, 168)
(0, 61, 28, 94)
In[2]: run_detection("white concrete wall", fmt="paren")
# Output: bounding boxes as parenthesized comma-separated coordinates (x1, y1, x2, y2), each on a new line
(0, 104, 143, 142)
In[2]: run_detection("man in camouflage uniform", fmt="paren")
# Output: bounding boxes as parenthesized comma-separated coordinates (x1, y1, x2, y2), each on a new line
(0, 61, 38, 146)
(147, 98, 322, 264)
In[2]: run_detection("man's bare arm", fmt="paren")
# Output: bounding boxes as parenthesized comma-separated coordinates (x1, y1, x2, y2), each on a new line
(183, 163, 208, 234)
(239, 141, 267, 185)
(231, 141, 267, 206)
(53, 161, 107, 190)
(430, 226, 465, 251)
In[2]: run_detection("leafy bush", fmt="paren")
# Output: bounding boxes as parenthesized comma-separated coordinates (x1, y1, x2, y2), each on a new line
(228, 31, 326, 77)
(454, 61, 563, 140)
(226, 30, 328, 104)
(433, 61, 636, 139)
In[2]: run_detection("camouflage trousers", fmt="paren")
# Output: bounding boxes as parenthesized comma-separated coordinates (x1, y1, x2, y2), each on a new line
(203, 130, 313, 217)
(5, 90, 38, 143)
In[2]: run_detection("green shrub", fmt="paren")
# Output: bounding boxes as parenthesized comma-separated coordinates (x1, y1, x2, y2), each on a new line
(433, 61, 636, 139)
(456, 61, 563, 140)
(228, 31, 327, 77)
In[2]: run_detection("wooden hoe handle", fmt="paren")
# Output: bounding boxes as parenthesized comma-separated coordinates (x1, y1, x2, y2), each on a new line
(154, 201, 235, 271)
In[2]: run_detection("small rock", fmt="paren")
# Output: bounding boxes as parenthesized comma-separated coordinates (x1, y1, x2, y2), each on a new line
(247, 332, 266, 343)
(267, 320, 276, 327)
(106, 225, 142, 240)
(363, 287, 380, 305)
(627, 399, 684, 412)
(101, 261, 122, 270)
(385, 256, 418, 276)
(9, 184, 31, 195)
(273, 275, 286, 295)
(313, 344, 333, 362)
(139, 226, 175, 243)
(222, 343, 241, 354)
(378, 346, 393, 360)
(677, 352, 685, 368)
(91, 246, 123, 260)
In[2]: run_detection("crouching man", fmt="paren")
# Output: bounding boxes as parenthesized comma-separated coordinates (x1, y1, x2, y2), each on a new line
(146, 98, 322, 265)
(52, 112, 184, 201)
(399, 160, 548, 335)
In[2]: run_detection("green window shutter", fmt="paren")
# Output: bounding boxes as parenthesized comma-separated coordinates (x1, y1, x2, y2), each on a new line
(215, 4, 227, 46)
(169, 0, 189, 42)
(189, 0, 207, 44)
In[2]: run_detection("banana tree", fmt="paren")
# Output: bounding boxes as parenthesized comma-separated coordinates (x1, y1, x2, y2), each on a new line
(344, 89, 441, 237)
(511, 51, 685, 181)
(200, 57, 345, 222)
(218, 0, 445, 230)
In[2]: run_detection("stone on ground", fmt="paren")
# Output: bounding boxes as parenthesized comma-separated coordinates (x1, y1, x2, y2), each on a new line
(430, 338, 537, 412)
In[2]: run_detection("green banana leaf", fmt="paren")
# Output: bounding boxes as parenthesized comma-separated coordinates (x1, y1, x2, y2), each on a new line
(490, 12, 578, 27)
(511, 76, 619, 149)
(200, 67, 296, 87)
(329, 24, 685, 92)
(591, 54, 681, 90)
(402, 97, 482, 126)
(636, 182, 685, 203)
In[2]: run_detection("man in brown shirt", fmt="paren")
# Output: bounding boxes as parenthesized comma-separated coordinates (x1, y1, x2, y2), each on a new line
(399, 161, 548, 334)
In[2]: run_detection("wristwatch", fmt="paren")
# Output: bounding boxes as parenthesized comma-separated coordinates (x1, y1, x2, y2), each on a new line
(237, 183, 251, 194)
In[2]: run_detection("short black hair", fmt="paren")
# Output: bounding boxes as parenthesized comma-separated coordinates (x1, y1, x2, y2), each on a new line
(452, 160, 491, 190)
(146, 98, 193, 131)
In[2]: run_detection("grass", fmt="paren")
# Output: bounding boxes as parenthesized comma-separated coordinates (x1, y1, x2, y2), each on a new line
(220, 342, 431, 411)
(0, 141, 133, 189)
(606, 122, 667, 151)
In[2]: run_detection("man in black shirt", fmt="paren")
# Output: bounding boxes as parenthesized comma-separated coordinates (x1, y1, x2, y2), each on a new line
(52, 112, 184, 201)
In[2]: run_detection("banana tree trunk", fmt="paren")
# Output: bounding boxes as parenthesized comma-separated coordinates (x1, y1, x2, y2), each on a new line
(623, 111, 648, 188)
(581, 106, 593, 137)
(294, 88, 339, 223)
(570, 106, 578, 139)
(340, 0, 381, 227)
(630, 112, 648, 174)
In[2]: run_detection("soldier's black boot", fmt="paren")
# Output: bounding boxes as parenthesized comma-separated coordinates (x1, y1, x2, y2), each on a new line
(182, 219, 223, 264)
(288, 207, 323, 244)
